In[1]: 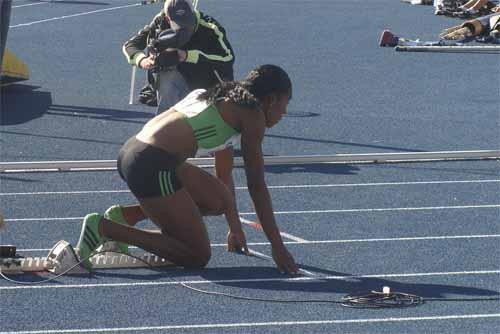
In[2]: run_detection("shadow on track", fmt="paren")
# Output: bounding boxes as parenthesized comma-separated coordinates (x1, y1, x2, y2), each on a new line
(265, 163, 360, 175)
(0, 174, 42, 183)
(0, 84, 51, 125)
(266, 133, 425, 153)
(386, 163, 500, 177)
(284, 110, 320, 118)
(202, 265, 500, 302)
(87, 264, 500, 301)
(0, 128, 124, 146)
(46, 104, 152, 124)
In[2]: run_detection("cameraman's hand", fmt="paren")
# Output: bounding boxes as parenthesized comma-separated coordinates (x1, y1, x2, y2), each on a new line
(177, 50, 187, 62)
(139, 55, 156, 70)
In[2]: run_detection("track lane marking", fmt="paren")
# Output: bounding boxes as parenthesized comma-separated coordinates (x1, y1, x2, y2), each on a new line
(10, 3, 141, 28)
(5, 204, 500, 222)
(239, 217, 308, 242)
(13, 3, 48, 8)
(2, 179, 499, 196)
(12, 234, 500, 253)
(1, 270, 499, 290)
(2, 313, 500, 333)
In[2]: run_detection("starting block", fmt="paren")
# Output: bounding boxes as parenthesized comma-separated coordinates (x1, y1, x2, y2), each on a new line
(0, 240, 174, 275)
(46, 240, 87, 275)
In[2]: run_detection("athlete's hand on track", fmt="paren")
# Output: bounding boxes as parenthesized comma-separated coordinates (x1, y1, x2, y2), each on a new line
(272, 245, 298, 275)
(227, 230, 249, 254)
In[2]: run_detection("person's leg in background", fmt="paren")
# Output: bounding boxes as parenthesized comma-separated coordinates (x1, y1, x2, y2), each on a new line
(155, 68, 190, 115)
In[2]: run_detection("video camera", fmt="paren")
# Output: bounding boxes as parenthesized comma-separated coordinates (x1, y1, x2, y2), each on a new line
(149, 27, 192, 53)
(147, 29, 186, 72)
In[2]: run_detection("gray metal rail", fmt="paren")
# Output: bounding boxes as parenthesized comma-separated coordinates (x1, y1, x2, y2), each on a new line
(1, 150, 499, 173)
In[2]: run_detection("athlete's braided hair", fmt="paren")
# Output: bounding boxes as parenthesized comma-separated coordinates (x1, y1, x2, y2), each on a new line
(197, 65, 292, 110)
(198, 81, 260, 109)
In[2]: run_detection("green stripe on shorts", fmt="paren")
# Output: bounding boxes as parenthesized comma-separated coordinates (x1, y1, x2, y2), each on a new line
(159, 171, 166, 196)
(159, 170, 174, 196)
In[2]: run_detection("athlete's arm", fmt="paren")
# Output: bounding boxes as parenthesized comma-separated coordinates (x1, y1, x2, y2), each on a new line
(215, 145, 250, 253)
(214, 147, 235, 197)
(240, 110, 298, 274)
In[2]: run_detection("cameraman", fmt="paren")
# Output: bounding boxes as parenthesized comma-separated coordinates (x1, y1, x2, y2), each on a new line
(121, 0, 238, 221)
(122, 0, 235, 115)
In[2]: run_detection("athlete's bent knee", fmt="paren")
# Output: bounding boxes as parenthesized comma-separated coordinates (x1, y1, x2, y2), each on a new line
(186, 249, 211, 268)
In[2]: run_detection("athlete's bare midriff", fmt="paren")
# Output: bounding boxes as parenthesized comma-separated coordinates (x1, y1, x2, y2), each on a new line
(135, 109, 198, 160)
(136, 95, 244, 158)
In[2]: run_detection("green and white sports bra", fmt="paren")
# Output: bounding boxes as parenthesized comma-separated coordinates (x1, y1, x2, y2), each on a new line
(173, 89, 241, 156)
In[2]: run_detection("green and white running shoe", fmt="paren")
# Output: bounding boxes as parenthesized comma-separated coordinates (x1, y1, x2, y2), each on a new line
(100, 205, 129, 254)
(76, 213, 105, 270)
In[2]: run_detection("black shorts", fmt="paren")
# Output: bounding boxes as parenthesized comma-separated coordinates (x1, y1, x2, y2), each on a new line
(117, 137, 183, 198)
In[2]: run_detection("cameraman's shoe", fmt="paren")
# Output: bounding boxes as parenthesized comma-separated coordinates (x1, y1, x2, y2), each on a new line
(139, 84, 158, 107)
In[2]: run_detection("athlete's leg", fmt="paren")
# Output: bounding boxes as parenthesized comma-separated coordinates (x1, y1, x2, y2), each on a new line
(177, 162, 235, 217)
(105, 204, 146, 226)
(113, 158, 236, 226)
(101, 189, 211, 268)
(97, 138, 211, 267)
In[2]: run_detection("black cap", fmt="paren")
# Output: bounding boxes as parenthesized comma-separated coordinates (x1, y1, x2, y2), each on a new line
(164, 0, 196, 31)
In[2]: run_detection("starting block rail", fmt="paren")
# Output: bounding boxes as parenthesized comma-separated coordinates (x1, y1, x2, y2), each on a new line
(0, 252, 173, 275)
(0, 150, 499, 173)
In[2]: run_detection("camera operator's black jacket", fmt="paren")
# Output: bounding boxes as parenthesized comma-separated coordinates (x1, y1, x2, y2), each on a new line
(122, 10, 234, 90)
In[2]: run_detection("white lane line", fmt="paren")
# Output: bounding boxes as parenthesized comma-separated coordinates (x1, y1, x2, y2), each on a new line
(247, 249, 273, 260)
(5, 204, 500, 222)
(2, 314, 500, 334)
(278, 232, 308, 243)
(239, 217, 308, 243)
(247, 248, 318, 277)
(266, 179, 500, 189)
(2, 179, 499, 196)
(7, 205, 500, 222)
(13, 234, 500, 253)
(10, 3, 141, 28)
(13, 2, 48, 8)
(299, 234, 500, 244)
(268, 204, 500, 215)
(5, 217, 84, 222)
(0, 190, 129, 196)
(1, 270, 499, 291)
